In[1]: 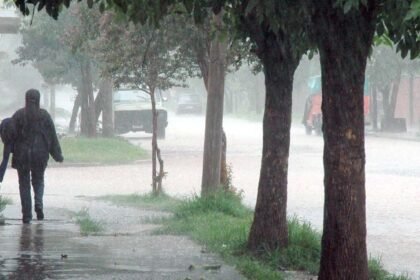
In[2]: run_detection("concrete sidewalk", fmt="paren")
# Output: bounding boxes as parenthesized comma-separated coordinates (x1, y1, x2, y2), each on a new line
(0, 195, 245, 280)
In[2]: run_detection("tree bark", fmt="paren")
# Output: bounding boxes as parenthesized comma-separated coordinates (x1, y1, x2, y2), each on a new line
(201, 11, 227, 196)
(247, 31, 298, 251)
(312, 2, 376, 279)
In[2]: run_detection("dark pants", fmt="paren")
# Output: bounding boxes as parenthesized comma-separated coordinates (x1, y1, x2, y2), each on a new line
(17, 167, 45, 221)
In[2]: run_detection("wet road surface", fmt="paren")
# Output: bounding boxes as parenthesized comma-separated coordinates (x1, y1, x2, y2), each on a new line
(1, 113, 419, 279)
(0, 198, 244, 280)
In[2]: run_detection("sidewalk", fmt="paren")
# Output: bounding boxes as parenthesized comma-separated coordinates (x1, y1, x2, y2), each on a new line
(0, 195, 245, 280)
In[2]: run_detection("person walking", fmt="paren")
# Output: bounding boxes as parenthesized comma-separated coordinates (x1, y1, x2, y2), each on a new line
(11, 89, 63, 224)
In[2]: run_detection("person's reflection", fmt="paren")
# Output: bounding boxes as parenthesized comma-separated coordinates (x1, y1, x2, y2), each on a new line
(8, 224, 48, 280)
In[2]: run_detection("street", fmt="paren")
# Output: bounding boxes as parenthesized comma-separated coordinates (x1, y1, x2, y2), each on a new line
(1, 113, 419, 278)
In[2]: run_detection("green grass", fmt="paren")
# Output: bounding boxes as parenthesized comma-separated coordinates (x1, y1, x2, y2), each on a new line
(73, 208, 104, 236)
(99, 191, 410, 280)
(60, 137, 147, 164)
(100, 191, 318, 279)
(158, 191, 320, 279)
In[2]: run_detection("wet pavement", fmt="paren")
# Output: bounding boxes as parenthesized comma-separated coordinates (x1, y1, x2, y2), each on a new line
(0, 197, 245, 280)
(0, 114, 419, 279)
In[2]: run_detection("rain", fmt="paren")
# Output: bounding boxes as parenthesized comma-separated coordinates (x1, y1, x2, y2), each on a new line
(0, 1, 420, 280)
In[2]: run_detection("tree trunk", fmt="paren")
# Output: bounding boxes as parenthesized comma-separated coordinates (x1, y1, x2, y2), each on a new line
(247, 33, 298, 251)
(85, 60, 96, 138)
(312, 2, 376, 279)
(150, 87, 164, 195)
(201, 11, 226, 196)
(69, 91, 81, 134)
(389, 69, 401, 118)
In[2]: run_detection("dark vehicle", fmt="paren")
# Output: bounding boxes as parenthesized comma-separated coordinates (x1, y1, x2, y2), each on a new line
(303, 75, 370, 135)
(113, 89, 168, 138)
(176, 93, 202, 114)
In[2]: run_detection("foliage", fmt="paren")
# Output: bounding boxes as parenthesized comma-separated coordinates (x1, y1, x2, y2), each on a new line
(73, 207, 104, 236)
(96, 13, 194, 93)
(158, 193, 320, 278)
(376, 0, 420, 59)
(14, 4, 100, 87)
(60, 136, 147, 163)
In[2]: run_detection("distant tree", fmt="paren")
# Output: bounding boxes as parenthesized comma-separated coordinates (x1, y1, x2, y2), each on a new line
(97, 13, 193, 194)
(14, 4, 102, 137)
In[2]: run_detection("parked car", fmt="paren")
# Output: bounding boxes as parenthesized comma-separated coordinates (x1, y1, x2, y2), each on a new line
(176, 93, 202, 114)
(113, 89, 168, 138)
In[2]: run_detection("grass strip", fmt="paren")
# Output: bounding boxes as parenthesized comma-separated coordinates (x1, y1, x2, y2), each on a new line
(99, 191, 411, 280)
(60, 137, 147, 164)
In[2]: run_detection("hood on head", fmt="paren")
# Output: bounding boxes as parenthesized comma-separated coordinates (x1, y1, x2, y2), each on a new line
(25, 89, 41, 109)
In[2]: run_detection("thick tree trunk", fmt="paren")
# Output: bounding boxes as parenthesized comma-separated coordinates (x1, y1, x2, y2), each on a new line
(247, 34, 298, 251)
(196, 41, 228, 191)
(201, 11, 226, 196)
(313, 2, 376, 279)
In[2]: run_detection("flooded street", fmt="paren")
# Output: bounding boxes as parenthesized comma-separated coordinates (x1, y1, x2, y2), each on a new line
(1, 113, 419, 278)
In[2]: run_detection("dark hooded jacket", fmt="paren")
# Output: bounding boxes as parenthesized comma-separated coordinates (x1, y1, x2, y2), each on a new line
(11, 89, 63, 170)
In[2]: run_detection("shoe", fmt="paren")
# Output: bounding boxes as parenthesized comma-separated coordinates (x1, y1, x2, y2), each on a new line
(22, 218, 31, 224)
(36, 210, 44, 221)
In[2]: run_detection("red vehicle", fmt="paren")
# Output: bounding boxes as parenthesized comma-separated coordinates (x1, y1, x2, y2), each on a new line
(303, 76, 370, 135)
